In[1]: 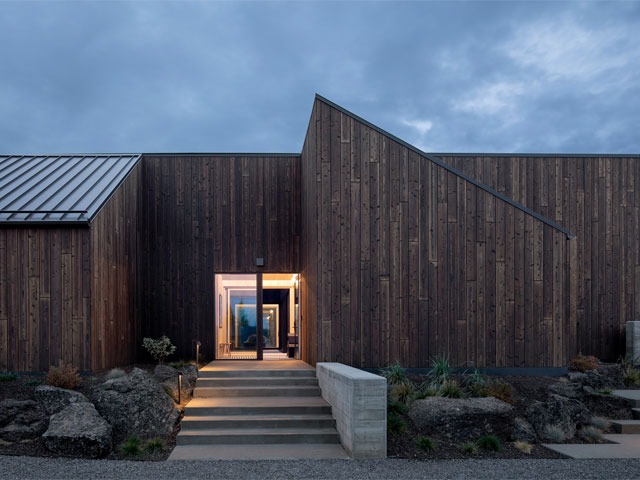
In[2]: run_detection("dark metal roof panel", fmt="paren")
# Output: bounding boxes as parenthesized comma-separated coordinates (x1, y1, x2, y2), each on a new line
(0, 154, 141, 224)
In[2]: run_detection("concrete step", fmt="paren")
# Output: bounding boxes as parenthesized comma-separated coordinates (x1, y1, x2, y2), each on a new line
(176, 428, 340, 445)
(185, 397, 332, 416)
(180, 414, 336, 430)
(198, 369, 315, 378)
(194, 386, 321, 398)
(611, 420, 640, 434)
(196, 377, 318, 387)
(612, 390, 640, 407)
(168, 443, 349, 460)
(632, 408, 640, 419)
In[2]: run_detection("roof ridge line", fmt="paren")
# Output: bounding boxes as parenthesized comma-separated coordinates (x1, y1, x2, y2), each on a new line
(314, 93, 575, 240)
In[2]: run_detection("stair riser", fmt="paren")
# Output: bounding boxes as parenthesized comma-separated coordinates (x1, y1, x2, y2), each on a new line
(613, 424, 640, 434)
(198, 370, 315, 378)
(632, 408, 640, 420)
(177, 433, 340, 445)
(181, 419, 336, 430)
(184, 406, 332, 416)
(195, 388, 321, 398)
(196, 378, 318, 387)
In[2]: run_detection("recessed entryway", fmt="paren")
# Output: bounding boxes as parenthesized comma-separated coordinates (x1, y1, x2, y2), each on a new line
(214, 273, 300, 361)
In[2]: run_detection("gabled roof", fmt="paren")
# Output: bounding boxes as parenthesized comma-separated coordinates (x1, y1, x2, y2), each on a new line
(0, 154, 141, 225)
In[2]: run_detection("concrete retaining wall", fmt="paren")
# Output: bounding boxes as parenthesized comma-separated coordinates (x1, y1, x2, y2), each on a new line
(316, 362, 386, 459)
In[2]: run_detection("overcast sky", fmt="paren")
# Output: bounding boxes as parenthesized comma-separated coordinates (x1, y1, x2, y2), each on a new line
(0, 1, 638, 154)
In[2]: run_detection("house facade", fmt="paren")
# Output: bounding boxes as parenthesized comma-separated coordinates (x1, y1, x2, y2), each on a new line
(1, 95, 639, 372)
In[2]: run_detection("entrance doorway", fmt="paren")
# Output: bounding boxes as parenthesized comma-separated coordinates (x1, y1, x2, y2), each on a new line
(214, 273, 300, 360)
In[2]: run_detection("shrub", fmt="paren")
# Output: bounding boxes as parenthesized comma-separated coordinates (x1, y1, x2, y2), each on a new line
(144, 437, 166, 453)
(381, 361, 408, 386)
(416, 436, 436, 451)
(0, 372, 19, 382)
(387, 401, 408, 416)
(46, 361, 81, 389)
(105, 368, 126, 380)
(390, 381, 415, 404)
(476, 435, 501, 452)
(120, 436, 143, 457)
(22, 379, 40, 387)
(580, 426, 603, 442)
(142, 335, 177, 364)
(543, 425, 566, 443)
(439, 379, 464, 398)
(459, 442, 478, 454)
(597, 387, 613, 395)
(430, 355, 450, 385)
(623, 368, 640, 386)
(465, 369, 489, 397)
(487, 380, 515, 404)
(414, 384, 439, 400)
(514, 441, 533, 454)
(169, 360, 187, 370)
(569, 353, 598, 372)
(590, 416, 611, 430)
(387, 414, 407, 434)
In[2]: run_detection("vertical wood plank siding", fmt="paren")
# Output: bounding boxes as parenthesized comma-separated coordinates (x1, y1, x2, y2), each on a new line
(0, 227, 91, 371)
(90, 164, 141, 371)
(301, 98, 640, 367)
(139, 156, 300, 362)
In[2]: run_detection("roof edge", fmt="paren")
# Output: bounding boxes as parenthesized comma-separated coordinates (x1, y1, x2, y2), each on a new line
(314, 94, 576, 240)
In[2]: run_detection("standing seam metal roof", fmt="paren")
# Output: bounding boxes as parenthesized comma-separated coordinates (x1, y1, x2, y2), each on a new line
(0, 154, 141, 225)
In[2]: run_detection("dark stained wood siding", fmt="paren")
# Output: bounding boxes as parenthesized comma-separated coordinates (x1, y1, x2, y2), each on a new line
(90, 163, 141, 371)
(139, 155, 300, 362)
(0, 227, 91, 371)
(437, 154, 640, 363)
(300, 97, 640, 368)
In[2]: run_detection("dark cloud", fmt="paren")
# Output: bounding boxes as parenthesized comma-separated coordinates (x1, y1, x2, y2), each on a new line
(0, 1, 638, 154)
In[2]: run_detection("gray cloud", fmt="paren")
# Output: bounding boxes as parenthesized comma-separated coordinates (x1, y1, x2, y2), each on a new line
(0, 1, 638, 154)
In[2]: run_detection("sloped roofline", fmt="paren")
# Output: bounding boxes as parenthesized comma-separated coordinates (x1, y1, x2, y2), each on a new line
(315, 94, 576, 240)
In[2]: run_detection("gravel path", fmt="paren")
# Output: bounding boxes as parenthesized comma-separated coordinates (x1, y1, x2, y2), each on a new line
(2, 456, 640, 479)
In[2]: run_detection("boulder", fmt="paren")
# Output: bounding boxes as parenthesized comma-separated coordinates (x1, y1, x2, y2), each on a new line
(42, 403, 111, 458)
(182, 364, 199, 385)
(408, 396, 513, 441)
(153, 365, 180, 383)
(568, 364, 625, 390)
(35, 385, 90, 415)
(548, 382, 584, 400)
(0, 399, 48, 441)
(525, 394, 590, 440)
(161, 376, 192, 403)
(92, 368, 180, 436)
(511, 416, 537, 443)
(583, 390, 633, 420)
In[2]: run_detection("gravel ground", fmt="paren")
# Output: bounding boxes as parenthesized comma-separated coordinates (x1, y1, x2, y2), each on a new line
(2, 456, 640, 479)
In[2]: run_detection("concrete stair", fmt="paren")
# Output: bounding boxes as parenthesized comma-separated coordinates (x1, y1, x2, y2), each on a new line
(612, 420, 640, 434)
(632, 408, 640, 419)
(170, 362, 347, 460)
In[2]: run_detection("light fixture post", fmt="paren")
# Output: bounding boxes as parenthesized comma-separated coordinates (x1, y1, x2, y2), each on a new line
(178, 373, 182, 405)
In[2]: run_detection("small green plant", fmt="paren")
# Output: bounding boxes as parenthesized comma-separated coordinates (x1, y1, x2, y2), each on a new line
(387, 414, 407, 434)
(513, 441, 533, 454)
(381, 361, 409, 386)
(543, 425, 566, 443)
(465, 369, 489, 397)
(459, 442, 478, 454)
(580, 426, 603, 442)
(476, 435, 501, 452)
(430, 355, 451, 385)
(144, 437, 166, 453)
(390, 381, 416, 404)
(105, 368, 126, 380)
(597, 387, 613, 395)
(590, 416, 611, 430)
(22, 379, 40, 387)
(414, 384, 439, 400)
(0, 372, 19, 382)
(142, 335, 177, 364)
(46, 361, 81, 389)
(387, 401, 408, 416)
(439, 379, 464, 398)
(416, 436, 436, 451)
(623, 368, 640, 386)
(120, 436, 143, 457)
(569, 353, 598, 372)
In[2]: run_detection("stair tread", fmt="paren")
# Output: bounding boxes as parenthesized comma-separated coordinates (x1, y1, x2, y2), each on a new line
(611, 420, 640, 424)
(178, 428, 339, 436)
(186, 396, 330, 408)
(199, 376, 316, 380)
(197, 385, 319, 390)
(182, 415, 333, 421)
